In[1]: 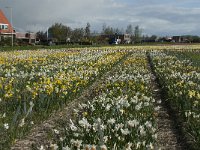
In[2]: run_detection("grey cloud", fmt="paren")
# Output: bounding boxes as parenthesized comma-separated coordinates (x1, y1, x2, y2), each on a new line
(0, 0, 200, 35)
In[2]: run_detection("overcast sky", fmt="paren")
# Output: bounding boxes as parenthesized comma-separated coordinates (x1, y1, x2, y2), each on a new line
(1, 0, 200, 36)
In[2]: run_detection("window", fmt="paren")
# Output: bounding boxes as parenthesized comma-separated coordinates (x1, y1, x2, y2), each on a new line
(4, 25, 8, 29)
(0, 24, 9, 30)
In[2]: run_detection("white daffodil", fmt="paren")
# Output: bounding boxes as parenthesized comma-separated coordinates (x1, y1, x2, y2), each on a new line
(121, 128, 130, 135)
(128, 119, 139, 128)
(4, 123, 9, 130)
(107, 118, 116, 125)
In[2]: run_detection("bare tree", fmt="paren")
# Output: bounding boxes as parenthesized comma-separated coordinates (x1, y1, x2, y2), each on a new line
(126, 24, 133, 35)
(134, 25, 142, 43)
(85, 22, 91, 39)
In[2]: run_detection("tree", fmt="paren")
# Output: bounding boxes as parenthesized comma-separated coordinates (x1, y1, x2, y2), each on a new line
(102, 23, 107, 34)
(126, 24, 133, 35)
(71, 28, 84, 42)
(104, 26, 114, 35)
(85, 22, 91, 39)
(114, 28, 121, 34)
(48, 23, 71, 42)
(119, 28, 125, 34)
(134, 25, 142, 43)
(191, 35, 200, 43)
(36, 31, 46, 41)
(126, 24, 134, 43)
(0, 36, 12, 46)
(101, 24, 115, 35)
(65, 26, 72, 39)
(149, 35, 157, 42)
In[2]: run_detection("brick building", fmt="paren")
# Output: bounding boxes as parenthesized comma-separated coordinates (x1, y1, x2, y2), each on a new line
(0, 9, 15, 41)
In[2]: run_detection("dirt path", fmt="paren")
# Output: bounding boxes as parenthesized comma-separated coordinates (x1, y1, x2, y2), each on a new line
(147, 53, 192, 150)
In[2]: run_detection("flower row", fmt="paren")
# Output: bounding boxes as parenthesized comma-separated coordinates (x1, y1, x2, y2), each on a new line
(150, 51, 200, 146)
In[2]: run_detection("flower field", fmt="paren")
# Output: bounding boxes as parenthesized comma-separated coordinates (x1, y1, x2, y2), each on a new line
(167, 49, 200, 67)
(0, 48, 128, 148)
(0, 46, 200, 149)
(53, 51, 158, 149)
(150, 50, 200, 147)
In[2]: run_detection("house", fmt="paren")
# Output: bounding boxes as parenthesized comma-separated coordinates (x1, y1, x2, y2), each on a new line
(123, 34, 131, 44)
(101, 34, 131, 44)
(157, 36, 173, 42)
(0, 9, 15, 41)
(1, 9, 37, 45)
(172, 36, 182, 42)
(15, 32, 36, 45)
(172, 36, 190, 43)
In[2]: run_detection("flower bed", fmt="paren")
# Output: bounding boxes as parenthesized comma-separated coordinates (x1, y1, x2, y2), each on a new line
(150, 51, 200, 146)
(52, 51, 158, 150)
(0, 48, 128, 147)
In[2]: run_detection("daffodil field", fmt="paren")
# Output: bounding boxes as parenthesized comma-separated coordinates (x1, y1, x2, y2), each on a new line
(54, 51, 158, 149)
(0, 48, 128, 147)
(0, 46, 200, 149)
(150, 50, 200, 146)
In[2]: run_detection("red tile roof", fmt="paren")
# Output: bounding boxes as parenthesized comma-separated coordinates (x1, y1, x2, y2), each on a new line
(0, 9, 14, 34)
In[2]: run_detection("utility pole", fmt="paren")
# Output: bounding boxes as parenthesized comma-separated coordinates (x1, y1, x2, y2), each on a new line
(5, 6, 13, 47)
(47, 27, 48, 43)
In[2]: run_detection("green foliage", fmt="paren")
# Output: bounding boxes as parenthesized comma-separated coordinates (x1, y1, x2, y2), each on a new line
(0, 37, 12, 46)
(71, 28, 84, 42)
(47, 22, 93, 44)
(48, 23, 72, 42)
